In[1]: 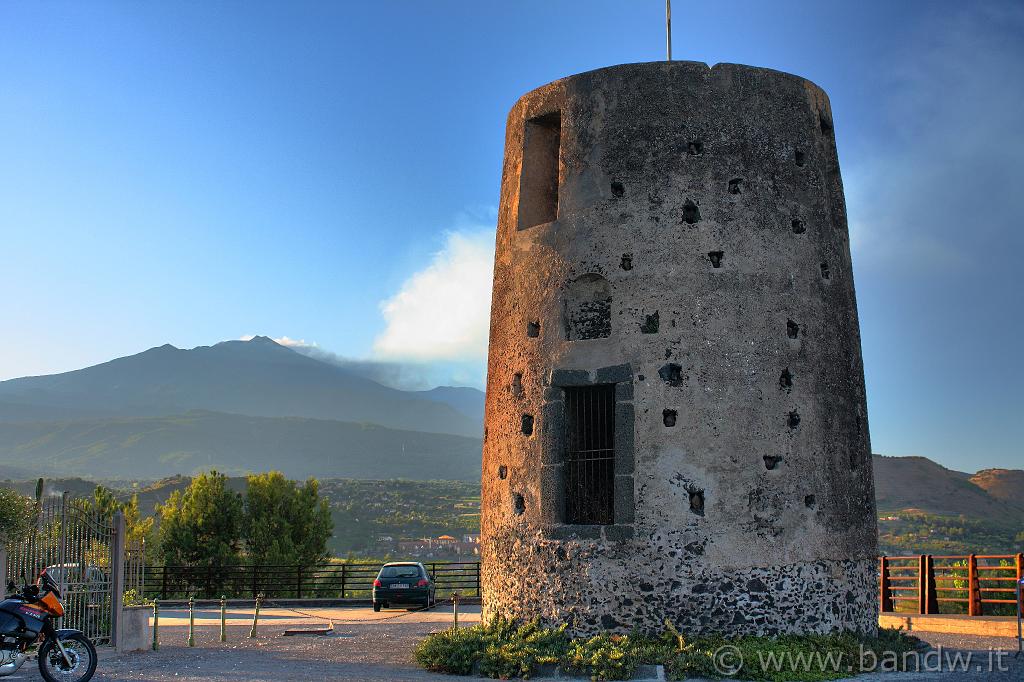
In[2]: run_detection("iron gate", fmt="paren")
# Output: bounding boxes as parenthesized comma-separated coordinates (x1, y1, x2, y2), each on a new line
(4, 493, 141, 644)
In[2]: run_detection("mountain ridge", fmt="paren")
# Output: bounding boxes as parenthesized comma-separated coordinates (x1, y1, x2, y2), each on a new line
(872, 454, 1023, 522)
(0, 410, 482, 481)
(0, 338, 484, 437)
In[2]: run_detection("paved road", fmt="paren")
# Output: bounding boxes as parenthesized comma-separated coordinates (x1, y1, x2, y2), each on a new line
(17, 605, 1018, 682)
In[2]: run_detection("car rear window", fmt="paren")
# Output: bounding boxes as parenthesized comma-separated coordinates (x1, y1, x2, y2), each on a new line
(379, 565, 421, 578)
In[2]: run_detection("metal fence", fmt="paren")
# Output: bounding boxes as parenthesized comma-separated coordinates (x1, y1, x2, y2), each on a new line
(142, 561, 481, 600)
(880, 554, 1023, 616)
(3, 493, 142, 644)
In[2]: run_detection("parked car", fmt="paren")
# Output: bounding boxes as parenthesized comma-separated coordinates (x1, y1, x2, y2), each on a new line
(372, 562, 434, 612)
(41, 564, 108, 590)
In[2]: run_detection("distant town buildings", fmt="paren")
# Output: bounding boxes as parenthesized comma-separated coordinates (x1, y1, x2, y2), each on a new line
(382, 533, 479, 559)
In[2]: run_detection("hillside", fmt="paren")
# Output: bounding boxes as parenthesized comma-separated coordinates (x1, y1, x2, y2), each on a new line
(0, 411, 482, 481)
(969, 468, 1024, 512)
(0, 337, 481, 437)
(4, 454, 1020, 558)
(871, 455, 1023, 554)
(871, 455, 1013, 519)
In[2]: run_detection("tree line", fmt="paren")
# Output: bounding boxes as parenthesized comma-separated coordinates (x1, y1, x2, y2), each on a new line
(0, 470, 334, 569)
(157, 470, 333, 567)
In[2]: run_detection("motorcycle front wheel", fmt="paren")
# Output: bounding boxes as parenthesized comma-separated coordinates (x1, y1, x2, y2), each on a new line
(38, 632, 97, 682)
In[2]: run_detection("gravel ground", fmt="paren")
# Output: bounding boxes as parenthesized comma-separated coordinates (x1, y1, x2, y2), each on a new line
(96, 605, 478, 682)
(40, 606, 1019, 682)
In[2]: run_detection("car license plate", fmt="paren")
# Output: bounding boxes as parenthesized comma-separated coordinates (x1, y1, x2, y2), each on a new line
(393, 583, 409, 589)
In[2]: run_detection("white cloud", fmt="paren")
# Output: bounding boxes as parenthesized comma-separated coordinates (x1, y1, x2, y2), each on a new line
(373, 228, 495, 362)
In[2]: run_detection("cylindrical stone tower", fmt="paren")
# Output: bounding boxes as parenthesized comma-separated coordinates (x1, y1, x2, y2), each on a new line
(480, 61, 878, 636)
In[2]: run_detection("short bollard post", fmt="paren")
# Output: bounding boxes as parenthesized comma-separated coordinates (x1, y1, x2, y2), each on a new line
(187, 596, 195, 647)
(249, 592, 263, 639)
(152, 601, 159, 651)
(220, 595, 227, 643)
(451, 591, 459, 631)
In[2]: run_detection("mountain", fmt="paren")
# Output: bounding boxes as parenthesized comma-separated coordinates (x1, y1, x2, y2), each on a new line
(872, 454, 1023, 521)
(969, 469, 1024, 512)
(412, 386, 485, 422)
(0, 337, 480, 437)
(0, 410, 482, 481)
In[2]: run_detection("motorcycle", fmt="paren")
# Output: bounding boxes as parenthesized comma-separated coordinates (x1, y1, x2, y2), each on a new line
(0, 571, 97, 681)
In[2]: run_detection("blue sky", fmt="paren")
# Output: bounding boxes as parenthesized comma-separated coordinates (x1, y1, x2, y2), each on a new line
(1, 1, 1021, 471)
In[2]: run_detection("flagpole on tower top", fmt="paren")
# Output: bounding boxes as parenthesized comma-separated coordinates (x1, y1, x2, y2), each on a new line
(666, 0, 672, 61)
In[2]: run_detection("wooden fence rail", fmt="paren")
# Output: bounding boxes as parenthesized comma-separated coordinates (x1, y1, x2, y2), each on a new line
(142, 561, 481, 601)
(879, 553, 1023, 616)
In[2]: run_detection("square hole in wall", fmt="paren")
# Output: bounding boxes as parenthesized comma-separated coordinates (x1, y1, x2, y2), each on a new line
(518, 111, 561, 230)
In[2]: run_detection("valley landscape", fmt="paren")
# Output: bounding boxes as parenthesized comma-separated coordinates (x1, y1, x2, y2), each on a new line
(1, 338, 1020, 558)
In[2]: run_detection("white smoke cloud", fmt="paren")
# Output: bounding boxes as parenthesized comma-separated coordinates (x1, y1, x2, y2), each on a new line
(238, 335, 314, 348)
(372, 229, 495, 362)
(844, 2, 1024, 273)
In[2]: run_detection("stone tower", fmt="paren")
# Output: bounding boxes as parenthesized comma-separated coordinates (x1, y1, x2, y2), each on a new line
(480, 62, 878, 636)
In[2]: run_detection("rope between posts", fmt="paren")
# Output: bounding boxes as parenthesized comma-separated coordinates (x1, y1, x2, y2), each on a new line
(260, 597, 437, 625)
(152, 593, 449, 644)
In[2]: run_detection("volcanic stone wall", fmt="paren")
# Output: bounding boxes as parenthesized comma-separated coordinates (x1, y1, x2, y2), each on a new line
(480, 61, 878, 636)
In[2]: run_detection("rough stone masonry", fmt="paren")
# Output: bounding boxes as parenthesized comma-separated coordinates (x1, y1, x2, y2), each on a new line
(480, 61, 878, 637)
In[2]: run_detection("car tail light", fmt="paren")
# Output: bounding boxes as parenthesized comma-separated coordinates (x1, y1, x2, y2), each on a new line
(417, 579, 429, 587)
(373, 579, 382, 588)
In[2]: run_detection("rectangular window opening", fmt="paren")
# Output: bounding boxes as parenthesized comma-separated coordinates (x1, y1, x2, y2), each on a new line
(518, 111, 561, 230)
(564, 384, 615, 525)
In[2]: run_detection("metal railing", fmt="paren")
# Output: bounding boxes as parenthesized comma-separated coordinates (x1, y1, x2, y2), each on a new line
(142, 561, 481, 600)
(880, 553, 1024, 616)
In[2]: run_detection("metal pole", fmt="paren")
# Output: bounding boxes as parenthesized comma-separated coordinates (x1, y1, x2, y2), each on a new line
(249, 593, 262, 638)
(110, 511, 126, 649)
(666, 0, 672, 61)
(220, 595, 227, 642)
(1016, 578, 1022, 657)
(56, 492, 68, 596)
(451, 591, 459, 631)
(152, 601, 159, 651)
(187, 596, 195, 647)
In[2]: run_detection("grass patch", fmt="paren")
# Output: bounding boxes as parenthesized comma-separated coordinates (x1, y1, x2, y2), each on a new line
(415, 616, 922, 681)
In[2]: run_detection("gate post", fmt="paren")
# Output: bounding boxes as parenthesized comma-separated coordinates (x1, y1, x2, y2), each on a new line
(110, 511, 126, 648)
(967, 553, 981, 616)
(879, 556, 893, 613)
(920, 555, 938, 614)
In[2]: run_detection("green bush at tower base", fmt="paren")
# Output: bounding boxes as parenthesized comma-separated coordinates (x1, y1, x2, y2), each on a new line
(415, 616, 923, 681)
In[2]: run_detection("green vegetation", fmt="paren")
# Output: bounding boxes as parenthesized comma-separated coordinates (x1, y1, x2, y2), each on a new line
(81, 484, 155, 549)
(0, 410, 482, 481)
(415, 617, 922, 681)
(157, 470, 245, 567)
(321, 479, 478, 555)
(878, 510, 1023, 554)
(0, 487, 35, 546)
(156, 470, 334, 567)
(244, 471, 333, 566)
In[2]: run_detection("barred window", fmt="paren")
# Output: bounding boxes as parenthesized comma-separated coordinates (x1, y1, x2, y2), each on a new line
(564, 384, 615, 524)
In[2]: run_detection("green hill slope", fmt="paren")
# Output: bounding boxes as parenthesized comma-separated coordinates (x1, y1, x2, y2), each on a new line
(0, 411, 482, 481)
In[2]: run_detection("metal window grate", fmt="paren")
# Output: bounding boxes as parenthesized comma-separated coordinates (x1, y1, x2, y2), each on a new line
(564, 384, 615, 525)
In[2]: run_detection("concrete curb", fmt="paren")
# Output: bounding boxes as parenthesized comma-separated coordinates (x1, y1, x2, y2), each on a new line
(880, 613, 1020, 638)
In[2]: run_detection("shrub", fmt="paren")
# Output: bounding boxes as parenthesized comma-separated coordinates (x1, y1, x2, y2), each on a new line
(416, 618, 922, 682)
(415, 624, 487, 675)
(121, 589, 154, 608)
